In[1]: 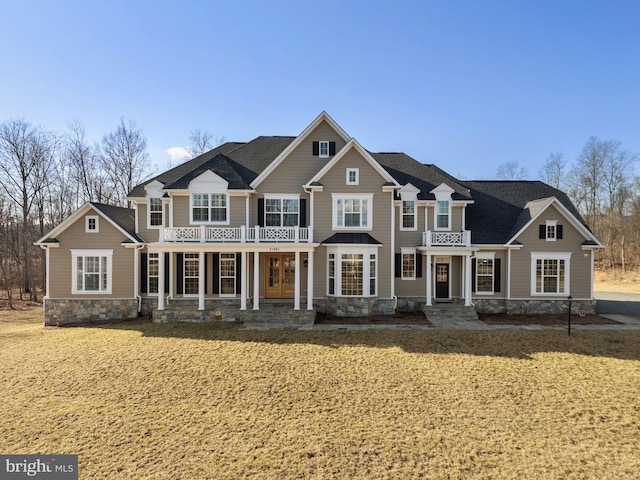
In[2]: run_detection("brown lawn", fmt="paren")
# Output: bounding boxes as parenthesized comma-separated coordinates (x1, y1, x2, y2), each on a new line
(1, 308, 639, 479)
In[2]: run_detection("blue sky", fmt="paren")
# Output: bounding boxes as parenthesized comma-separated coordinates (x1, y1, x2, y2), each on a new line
(1, 0, 638, 180)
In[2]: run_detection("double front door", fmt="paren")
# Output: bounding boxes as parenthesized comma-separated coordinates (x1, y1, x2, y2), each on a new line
(265, 254, 295, 298)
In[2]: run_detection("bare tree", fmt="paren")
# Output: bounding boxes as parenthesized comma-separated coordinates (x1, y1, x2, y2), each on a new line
(0, 119, 54, 300)
(188, 129, 225, 157)
(98, 118, 153, 207)
(65, 120, 111, 205)
(539, 152, 565, 189)
(496, 161, 529, 180)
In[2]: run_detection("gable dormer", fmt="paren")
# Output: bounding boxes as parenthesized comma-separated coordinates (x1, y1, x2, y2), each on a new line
(399, 183, 420, 231)
(431, 183, 455, 231)
(188, 170, 230, 224)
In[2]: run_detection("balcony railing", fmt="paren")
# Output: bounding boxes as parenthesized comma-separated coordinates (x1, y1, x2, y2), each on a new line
(162, 226, 312, 243)
(422, 230, 471, 247)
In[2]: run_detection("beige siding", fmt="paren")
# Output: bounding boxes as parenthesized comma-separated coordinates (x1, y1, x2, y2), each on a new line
(136, 202, 160, 243)
(48, 212, 135, 298)
(172, 195, 190, 227)
(509, 204, 592, 298)
(311, 149, 393, 298)
(258, 120, 348, 193)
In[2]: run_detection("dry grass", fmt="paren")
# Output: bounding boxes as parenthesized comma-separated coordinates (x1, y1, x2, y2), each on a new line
(595, 269, 640, 293)
(1, 308, 639, 479)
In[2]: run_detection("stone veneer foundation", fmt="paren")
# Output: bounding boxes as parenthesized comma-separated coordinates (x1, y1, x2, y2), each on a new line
(317, 297, 395, 317)
(44, 298, 138, 326)
(474, 298, 597, 315)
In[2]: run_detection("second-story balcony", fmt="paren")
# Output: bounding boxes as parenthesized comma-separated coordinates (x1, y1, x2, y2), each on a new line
(422, 230, 471, 247)
(161, 226, 312, 243)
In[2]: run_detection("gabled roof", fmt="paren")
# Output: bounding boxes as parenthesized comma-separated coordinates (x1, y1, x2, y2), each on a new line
(36, 202, 142, 245)
(462, 181, 597, 245)
(306, 139, 399, 186)
(372, 152, 472, 200)
(164, 154, 254, 191)
(128, 142, 245, 197)
(250, 111, 351, 188)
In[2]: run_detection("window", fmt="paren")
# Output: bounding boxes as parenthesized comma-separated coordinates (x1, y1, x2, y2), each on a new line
(402, 250, 416, 280)
(149, 198, 163, 227)
(184, 253, 199, 295)
(333, 195, 373, 229)
(85, 216, 99, 233)
(401, 200, 416, 230)
(71, 249, 112, 294)
(319, 141, 329, 158)
(265, 197, 299, 227)
(476, 258, 493, 293)
(148, 253, 159, 294)
(219, 253, 236, 296)
(436, 200, 450, 230)
(328, 254, 335, 295)
(327, 247, 378, 297)
(546, 220, 557, 241)
(346, 168, 359, 185)
(531, 253, 570, 295)
(191, 193, 228, 223)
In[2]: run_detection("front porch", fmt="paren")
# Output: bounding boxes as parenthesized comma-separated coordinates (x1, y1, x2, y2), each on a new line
(417, 248, 477, 307)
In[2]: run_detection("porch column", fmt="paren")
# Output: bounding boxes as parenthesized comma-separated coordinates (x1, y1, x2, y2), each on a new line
(158, 251, 165, 311)
(198, 251, 205, 310)
(240, 251, 247, 310)
(306, 251, 314, 310)
(253, 251, 260, 310)
(294, 251, 301, 310)
(169, 251, 174, 298)
(425, 253, 432, 306)
(465, 254, 472, 306)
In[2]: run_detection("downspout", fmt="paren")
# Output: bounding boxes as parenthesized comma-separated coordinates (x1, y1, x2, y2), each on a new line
(134, 244, 144, 313)
(390, 191, 396, 309)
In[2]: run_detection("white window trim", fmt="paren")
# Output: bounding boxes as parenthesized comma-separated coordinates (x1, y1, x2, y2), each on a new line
(182, 253, 200, 297)
(147, 252, 159, 296)
(434, 200, 451, 231)
(530, 252, 571, 296)
(189, 193, 230, 225)
(85, 215, 99, 233)
(401, 247, 416, 280)
(219, 253, 236, 297)
(71, 249, 113, 294)
(545, 219, 558, 242)
(331, 193, 374, 230)
(346, 168, 359, 185)
(263, 194, 300, 228)
(326, 246, 379, 297)
(475, 252, 495, 295)
(400, 200, 417, 231)
(319, 140, 330, 158)
(147, 198, 164, 230)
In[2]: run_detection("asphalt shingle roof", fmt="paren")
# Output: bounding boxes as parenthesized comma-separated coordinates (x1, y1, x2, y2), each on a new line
(90, 202, 143, 242)
(372, 152, 472, 200)
(129, 136, 296, 197)
(461, 181, 588, 244)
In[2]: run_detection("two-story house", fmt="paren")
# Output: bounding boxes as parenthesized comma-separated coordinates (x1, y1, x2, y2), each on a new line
(36, 112, 603, 326)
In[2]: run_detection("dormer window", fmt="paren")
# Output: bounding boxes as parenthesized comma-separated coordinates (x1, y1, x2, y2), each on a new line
(148, 198, 163, 227)
(436, 200, 450, 230)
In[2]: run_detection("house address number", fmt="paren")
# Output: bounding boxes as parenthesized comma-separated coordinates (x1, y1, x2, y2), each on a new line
(269, 248, 280, 252)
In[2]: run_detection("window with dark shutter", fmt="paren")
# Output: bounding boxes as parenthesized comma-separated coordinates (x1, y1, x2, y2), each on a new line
(329, 142, 336, 155)
(257, 198, 264, 227)
(312, 141, 319, 156)
(299, 199, 307, 227)
(177, 254, 184, 294)
(164, 253, 170, 294)
(494, 258, 501, 293)
(235, 253, 242, 293)
(539, 225, 546, 239)
(416, 254, 423, 278)
(395, 253, 401, 278)
(212, 253, 219, 295)
(557, 225, 563, 239)
(471, 258, 476, 292)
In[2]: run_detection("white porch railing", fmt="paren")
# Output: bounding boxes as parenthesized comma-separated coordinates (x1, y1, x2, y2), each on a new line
(422, 230, 471, 247)
(162, 226, 312, 243)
